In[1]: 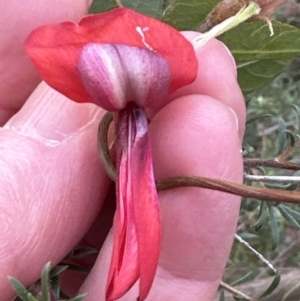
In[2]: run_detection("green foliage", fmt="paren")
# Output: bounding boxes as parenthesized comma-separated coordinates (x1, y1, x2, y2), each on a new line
(163, 0, 219, 30)
(10, 262, 86, 301)
(89, 0, 168, 19)
(220, 21, 300, 93)
(259, 274, 281, 298)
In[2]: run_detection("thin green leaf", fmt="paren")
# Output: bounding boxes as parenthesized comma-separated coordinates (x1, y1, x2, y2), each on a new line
(278, 205, 300, 228)
(284, 130, 296, 147)
(49, 265, 69, 278)
(246, 114, 273, 125)
(67, 248, 98, 259)
(268, 204, 280, 250)
(238, 233, 258, 240)
(233, 296, 246, 300)
(264, 182, 294, 189)
(218, 288, 225, 301)
(163, 0, 219, 30)
(67, 264, 91, 275)
(289, 104, 300, 117)
(259, 274, 281, 298)
(230, 271, 255, 287)
(51, 276, 60, 300)
(9, 277, 30, 301)
(27, 294, 38, 301)
(41, 262, 51, 301)
(90, 0, 164, 19)
(280, 204, 300, 222)
(67, 293, 87, 301)
(251, 201, 267, 231)
(277, 118, 287, 155)
(282, 282, 300, 301)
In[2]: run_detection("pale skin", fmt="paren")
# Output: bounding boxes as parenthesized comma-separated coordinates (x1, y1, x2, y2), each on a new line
(0, 1, 245, 300)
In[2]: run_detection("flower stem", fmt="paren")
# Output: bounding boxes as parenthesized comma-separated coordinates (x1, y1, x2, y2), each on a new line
(244, 158, 300, 171)
(98, 112, 300, 205)
(219, 281, 255, 301)
(98, 112, 116, 180)
(193, 1, 261, 48)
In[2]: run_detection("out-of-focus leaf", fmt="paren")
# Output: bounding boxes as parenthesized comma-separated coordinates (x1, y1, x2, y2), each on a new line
(259, 274, 281, 298)
(163, 0, 219, 30)
(282, 282, 300, 301)
(68, 294, 87, 301)
(233, 295, 246, 300)
(280, 204, 300, 222)
(278, 205, 300, 228)
(89, 0, 164, 19)
(268, 204, 280, 250)
(277, 118, 287, 155)
(230, 271, 255, 287)
(89, 0, 116, 13)
(252, 201, 267, 231)
(218, 288, 225, 301)
(51, 276, 60, 300)
(27, 294, 38, 301)
(238, 233, 258, 240)
(284, 130, 296, 147)
(67, 247, 98, 259)
(49, 265, 69, 278)
(246, 114, 273, 125)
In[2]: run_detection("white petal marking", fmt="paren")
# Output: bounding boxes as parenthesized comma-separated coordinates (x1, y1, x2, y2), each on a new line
(136, 26, 154, 51)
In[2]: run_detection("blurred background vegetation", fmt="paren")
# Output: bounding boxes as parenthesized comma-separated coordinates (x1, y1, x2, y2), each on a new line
(220, 1, 300, 300)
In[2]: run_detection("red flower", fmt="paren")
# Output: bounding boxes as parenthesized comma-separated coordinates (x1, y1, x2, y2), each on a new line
(26, 8, 198, 300)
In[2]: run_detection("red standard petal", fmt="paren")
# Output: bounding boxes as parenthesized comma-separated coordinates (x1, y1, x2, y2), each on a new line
(107, 103, 160, 301)
(26, 8, 197, 105)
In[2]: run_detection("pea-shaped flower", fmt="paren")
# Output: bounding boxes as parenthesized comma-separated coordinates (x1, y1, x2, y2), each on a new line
(26, 8, 198, 301)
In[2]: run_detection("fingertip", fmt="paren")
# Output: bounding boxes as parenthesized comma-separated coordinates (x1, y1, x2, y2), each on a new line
(0, 0, 91, 124)
(148, 96, 242, 298)
(173, 31, 246, 137)
(4, 82, 103, 143)
(0, 82, 111, 300)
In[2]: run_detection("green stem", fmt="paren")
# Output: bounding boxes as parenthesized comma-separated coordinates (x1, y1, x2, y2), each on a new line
(98, 112, 116, 180)
(98, 112, 300, 205)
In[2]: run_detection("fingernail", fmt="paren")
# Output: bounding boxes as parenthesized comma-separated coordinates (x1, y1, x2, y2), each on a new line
(4, 82, 104, 144)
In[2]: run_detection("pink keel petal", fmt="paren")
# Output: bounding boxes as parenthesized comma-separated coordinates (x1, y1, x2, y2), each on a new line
(78, 43, 170, 111)
(106, 103, 161, 301)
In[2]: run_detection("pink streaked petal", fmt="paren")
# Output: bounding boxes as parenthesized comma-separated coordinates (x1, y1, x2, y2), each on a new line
(107, 103, 161, 301)
(106, 154, 140, 300)
(78, 43, 170, 111)
(130, 107, 160, 300)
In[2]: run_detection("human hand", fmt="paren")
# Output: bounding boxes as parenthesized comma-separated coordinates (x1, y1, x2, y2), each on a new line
(0, 2, 245, 301)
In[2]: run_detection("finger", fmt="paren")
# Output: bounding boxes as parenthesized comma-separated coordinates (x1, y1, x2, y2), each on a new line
(170, 32, 246, 137)
(0, 0, 90, 125)
(79, 94, 243, 300)
(0, 82, 110, 301)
